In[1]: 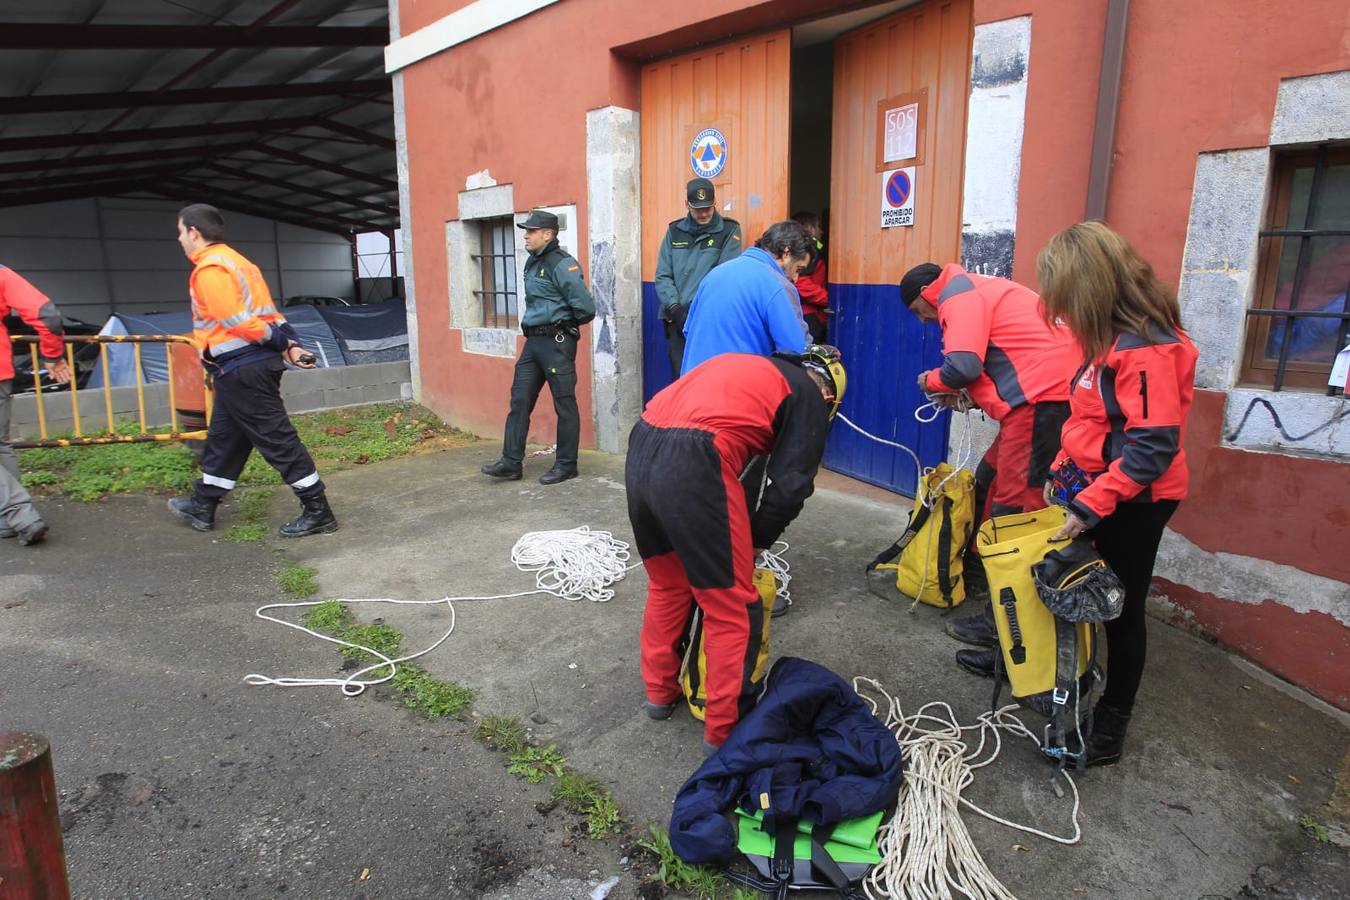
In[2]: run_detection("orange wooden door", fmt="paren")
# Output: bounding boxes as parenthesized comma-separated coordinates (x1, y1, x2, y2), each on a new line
(639, 30, 792, 399)
(825, 0, 973, 494)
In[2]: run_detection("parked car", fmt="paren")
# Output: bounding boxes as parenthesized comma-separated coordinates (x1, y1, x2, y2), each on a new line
(282, 295, 352, 308)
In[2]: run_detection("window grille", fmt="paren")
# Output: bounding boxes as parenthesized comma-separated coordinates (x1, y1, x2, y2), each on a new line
(472, 216, 518, 328)
(1241, 144, 1350, 392)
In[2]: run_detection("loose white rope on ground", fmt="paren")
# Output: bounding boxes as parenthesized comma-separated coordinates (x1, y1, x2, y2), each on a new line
(244, 527, 637, 696)
(852, 677, 1081, 900)
(510, 526, 636, 602)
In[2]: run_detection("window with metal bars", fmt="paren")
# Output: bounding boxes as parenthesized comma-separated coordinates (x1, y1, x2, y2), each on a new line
(472, 216, 518, 328)
(1241, 144, 1350, 392)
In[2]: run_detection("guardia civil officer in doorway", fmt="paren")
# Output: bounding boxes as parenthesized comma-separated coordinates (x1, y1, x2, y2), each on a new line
(167, 204, 337, 537)
(481, 210, 596, 485)
(654, 178, 742, 377)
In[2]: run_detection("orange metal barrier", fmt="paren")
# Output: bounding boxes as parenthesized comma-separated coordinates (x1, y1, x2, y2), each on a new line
(8, 334, 212, 449)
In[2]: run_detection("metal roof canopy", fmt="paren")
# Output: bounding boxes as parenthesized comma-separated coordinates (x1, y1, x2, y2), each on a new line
(0, 0, 397, 236)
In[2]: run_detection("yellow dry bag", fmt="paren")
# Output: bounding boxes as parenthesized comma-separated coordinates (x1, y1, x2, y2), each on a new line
(976, 506, 1095, 719)
(867, 464, 976, 608)
(680, 568, 776, 722)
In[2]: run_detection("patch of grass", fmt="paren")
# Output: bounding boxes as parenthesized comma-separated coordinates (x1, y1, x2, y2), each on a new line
(506, 745, 567, 785)
(303, 600, 353, 633)
(392, 664, 475, 718)
(236, 487, 273, 522)
(274, 565, 319, 597)
(638, 826, 726, 899)
(223, 522, 268, 543)
(19, 403, 472, 501)
(1299, 814, 1331, 843)
(553, 772, 622, 837)
(340, 623, 402, 662)
(473, 715, 527, 754)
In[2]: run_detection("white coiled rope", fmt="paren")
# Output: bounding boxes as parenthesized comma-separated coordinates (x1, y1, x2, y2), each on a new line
(853, 677, 1081, 900)
(244, 527, 638, 696)
(757, 540, 792, 610)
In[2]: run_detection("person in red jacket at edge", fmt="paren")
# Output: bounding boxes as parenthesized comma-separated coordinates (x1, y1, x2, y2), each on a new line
(898, 260, 1080, 678)
(1036, 221, 1197, 766)
(0, 265, 73, 546)
(627, 347, 846, 754)
(793, 212, 829, 343)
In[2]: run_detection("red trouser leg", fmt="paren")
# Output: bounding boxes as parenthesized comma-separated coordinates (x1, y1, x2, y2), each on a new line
(639, 551, 695, 706)
(987, 404, 1044, 514)
(695, 461, 758, 747)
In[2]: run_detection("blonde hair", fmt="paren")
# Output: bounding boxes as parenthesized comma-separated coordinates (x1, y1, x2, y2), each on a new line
(1036, 220, 1181, 362)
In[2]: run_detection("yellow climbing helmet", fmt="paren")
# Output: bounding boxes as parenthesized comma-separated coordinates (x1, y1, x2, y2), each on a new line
(802, 344, 847, 420)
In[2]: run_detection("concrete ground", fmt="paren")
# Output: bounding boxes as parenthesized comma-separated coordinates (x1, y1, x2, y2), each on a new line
(4, 440, 1347, 899)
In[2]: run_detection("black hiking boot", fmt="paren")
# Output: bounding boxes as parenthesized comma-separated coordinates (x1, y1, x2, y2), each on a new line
(279, 493, 338, 538)
(945, 607, 998, 647)
(17, 521, 48, 546)
(480, 459, 523, 480)
(955, 648, 1008, 682)
(1045, 702, 1132, 768)
(643, 700, 676, 720)
(538, 464, 578, 485)
(168, 495, 216, 532)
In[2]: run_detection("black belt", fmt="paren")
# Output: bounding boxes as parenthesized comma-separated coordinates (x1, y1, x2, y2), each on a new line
(522, 322, 579, 338)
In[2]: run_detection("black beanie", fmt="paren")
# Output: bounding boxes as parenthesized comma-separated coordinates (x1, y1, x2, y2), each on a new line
(900, 263, 942, 307)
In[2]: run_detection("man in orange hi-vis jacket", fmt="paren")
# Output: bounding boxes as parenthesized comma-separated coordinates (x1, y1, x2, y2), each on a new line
(0, 265, 72, 546)
(899, 262, 1080, 674)
(166, 204, 337, 538)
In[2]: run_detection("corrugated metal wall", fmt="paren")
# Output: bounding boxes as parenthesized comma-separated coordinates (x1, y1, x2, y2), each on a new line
(0, 197, 354, 326)
(639, 30, 792, 401)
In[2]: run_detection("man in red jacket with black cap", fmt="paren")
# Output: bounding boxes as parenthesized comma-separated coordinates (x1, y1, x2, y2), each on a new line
(899, 262, 1079, 675)
(627, 347, 845, 753)
(1, 265, 72, 546)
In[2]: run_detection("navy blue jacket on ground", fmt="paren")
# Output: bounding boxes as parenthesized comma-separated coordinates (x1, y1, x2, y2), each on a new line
(669, 657, 904, 865)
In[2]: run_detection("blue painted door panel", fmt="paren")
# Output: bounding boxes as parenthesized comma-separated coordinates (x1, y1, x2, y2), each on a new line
(642, 281, 674, 404)
(824, 282, 949, 497)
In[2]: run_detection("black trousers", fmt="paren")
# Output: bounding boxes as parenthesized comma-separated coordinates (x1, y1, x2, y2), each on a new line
(663, 305, 689, 379)
(503, 333, 579, 469)
(196, 357, 323, 502)
(1093, 499, 1179, 713)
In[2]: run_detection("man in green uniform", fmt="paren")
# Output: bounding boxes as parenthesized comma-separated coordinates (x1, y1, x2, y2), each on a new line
(481, 209, 596, 485)
(654, 177, 742, 377)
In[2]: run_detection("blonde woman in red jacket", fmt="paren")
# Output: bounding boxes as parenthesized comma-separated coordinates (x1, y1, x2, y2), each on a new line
(1037, 221, 1198, 767)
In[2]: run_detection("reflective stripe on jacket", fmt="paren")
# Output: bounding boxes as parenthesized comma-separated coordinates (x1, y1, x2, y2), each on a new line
(1055, 325, 1198, 527)
(0, 264, 64, 381)
(188, 243, 286, 358)
(920, 264, 1079, 420)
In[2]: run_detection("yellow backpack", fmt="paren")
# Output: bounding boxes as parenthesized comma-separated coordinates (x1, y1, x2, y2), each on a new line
(680, 568, 777, 721)
(866, 464, 976, 608)
(976, 507, 1097, 756)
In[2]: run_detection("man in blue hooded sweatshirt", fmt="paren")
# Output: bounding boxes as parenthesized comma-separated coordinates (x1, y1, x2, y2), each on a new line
(680, 220, 811, 374)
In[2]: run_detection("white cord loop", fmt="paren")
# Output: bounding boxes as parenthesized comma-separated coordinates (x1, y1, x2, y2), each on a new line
(853, 678, 1081, 900)
(244, 527, 638, 696)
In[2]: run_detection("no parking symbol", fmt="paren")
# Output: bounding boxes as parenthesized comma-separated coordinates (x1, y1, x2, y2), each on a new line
(881, 167, 916, 228)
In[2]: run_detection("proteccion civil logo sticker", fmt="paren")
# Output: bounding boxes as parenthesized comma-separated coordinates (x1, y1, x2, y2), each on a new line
(690, 128, 728, 179)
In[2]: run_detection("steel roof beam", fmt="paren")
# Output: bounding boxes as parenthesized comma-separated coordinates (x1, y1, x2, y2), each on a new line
(160, 178, 381, 232)
(0, 116, 321, 152)
(0, 79, 389, 115)
(0, 142, 250, 175)
(0, 24, 388, 50)
(248, 146, 397, 191)
(203, 161, 399, 217)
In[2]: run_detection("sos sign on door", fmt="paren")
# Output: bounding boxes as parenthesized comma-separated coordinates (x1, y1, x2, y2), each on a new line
(881, 167, 916, 228)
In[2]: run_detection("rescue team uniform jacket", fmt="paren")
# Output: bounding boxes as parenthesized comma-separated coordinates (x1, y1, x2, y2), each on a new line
(654, 212, 742, 319)
(1055, 325, 1198, 529)
(188, 243, 297, 376)
(919, 264, 1079, 420)
(670, 657, 903, 864)
(680, 247, 809, 375)
(520, 238, 596, 329)
(641, 354, 830, 549)
(0, 265, 64, 381)
(796, 240, 829, 325)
